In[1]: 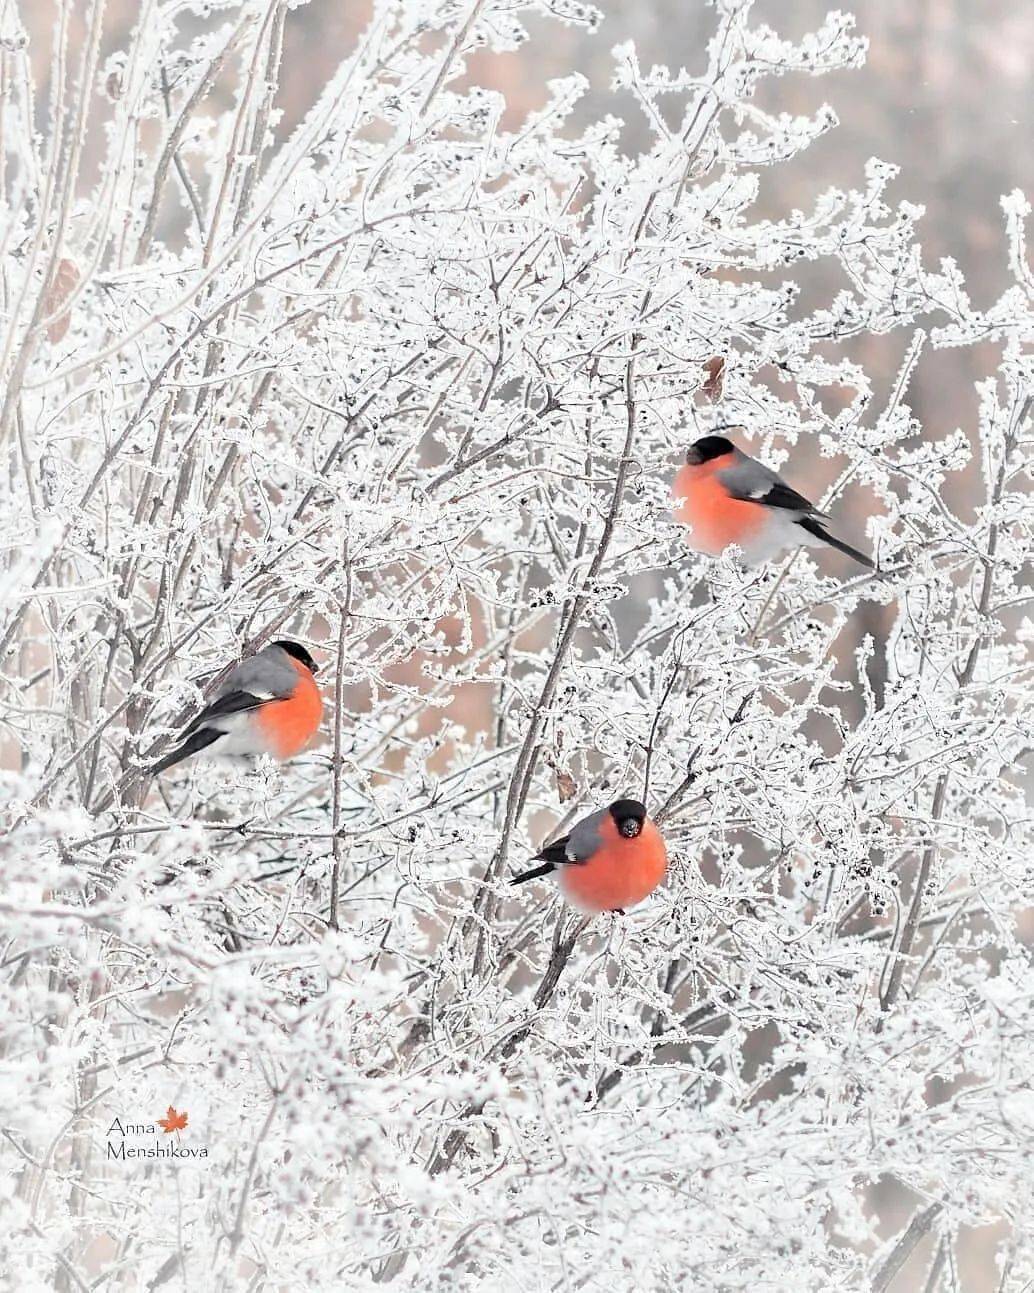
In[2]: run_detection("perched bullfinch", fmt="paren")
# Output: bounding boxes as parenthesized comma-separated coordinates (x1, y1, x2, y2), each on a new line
(148, 640, 322, 775)
(673, 430, 874, 568)
(510, 799, 668, 914)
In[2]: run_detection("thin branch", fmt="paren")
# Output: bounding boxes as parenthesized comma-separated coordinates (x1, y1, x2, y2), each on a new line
(871, 1202, 943, 1293)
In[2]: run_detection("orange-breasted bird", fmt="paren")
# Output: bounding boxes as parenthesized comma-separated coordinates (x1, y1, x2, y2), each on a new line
(673, 429, 873, 568)
(148, 640, 322, 775)
(510, 799, 668, 914)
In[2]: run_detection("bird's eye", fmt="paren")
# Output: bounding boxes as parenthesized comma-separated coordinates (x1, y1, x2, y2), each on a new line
(620, 818, 641, 838)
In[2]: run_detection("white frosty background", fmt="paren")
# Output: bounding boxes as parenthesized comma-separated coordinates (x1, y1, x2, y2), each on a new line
(1, 0, 1032, 1289)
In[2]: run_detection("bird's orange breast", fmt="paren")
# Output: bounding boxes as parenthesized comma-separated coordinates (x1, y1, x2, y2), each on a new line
(673, 457, 767, 556)
(255, 660, 323, 759)
(559, 817, 668, 914)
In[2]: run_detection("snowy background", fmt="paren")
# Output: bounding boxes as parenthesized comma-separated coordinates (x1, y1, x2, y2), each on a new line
(1, 1, 1032, 1289)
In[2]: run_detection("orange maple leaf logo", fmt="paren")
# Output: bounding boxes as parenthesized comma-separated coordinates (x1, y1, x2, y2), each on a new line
(157, 1106, 188, 1134)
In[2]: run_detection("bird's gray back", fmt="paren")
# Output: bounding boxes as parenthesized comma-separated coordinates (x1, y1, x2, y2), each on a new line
(716, 450, 785, 500)
(566, 807, 608, 861)
(219, 645, 298, 700)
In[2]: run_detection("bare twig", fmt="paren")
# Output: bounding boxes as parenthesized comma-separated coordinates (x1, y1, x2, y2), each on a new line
(871, 1202, 943, 1293)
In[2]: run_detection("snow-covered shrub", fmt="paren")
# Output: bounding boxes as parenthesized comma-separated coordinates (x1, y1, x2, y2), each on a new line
(0, 0, 1031, 1287)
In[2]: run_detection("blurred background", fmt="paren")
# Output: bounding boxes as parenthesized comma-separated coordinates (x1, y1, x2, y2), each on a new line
(24, 0, 1034, 437)
(292, 0, 1032, 439)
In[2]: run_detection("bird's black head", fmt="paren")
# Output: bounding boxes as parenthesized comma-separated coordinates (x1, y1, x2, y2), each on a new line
(685, 434, 736, 466)
(273, 640, 318, 674)
(609, 798, 647, 839)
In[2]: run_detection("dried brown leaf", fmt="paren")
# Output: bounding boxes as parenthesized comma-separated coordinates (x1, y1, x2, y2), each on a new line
(45, 258, 80, 344)
(701, 355, 725, 402)
(555, 769, 577, 802)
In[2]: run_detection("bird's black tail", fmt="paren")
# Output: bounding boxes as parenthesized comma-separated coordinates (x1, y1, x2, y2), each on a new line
(149, 728, 221, 776)
(510, 861, 556, 886)
(798, 516, 874, 569)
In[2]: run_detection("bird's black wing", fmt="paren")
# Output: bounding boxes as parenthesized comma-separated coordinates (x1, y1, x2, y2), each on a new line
(727, 477, 818, 514)
(510, 835, 572, 885)
(181, 689, 266, 738)
(535, 837, 573, 866)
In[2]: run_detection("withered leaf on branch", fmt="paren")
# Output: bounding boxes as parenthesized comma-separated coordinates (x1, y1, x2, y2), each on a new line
(701, 355, 725, 402)
(554, 769, 577, 802)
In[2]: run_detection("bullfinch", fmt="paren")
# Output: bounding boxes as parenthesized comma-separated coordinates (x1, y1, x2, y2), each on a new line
(673, 430, 874, 568)
(510, 799, 668, 914)
(148, 640, 322, 775)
